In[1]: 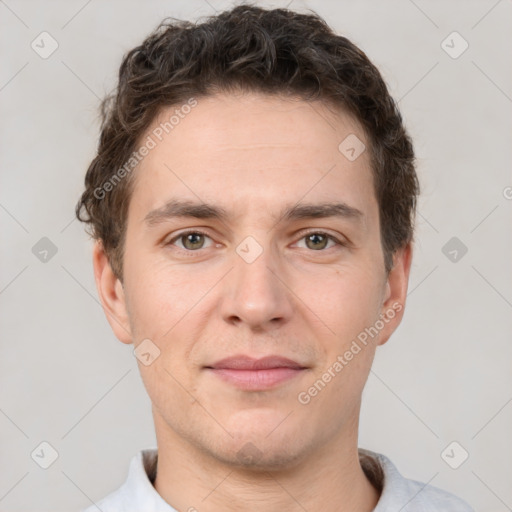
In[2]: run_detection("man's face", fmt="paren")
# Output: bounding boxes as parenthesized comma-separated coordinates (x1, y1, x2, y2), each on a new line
(96, 92, 410, 469)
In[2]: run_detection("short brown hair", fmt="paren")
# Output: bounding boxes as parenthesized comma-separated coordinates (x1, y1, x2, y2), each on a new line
(76, 4, 419, 280)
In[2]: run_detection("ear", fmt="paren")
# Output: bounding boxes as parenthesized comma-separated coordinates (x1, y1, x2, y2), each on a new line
(92, 240, 133, 344)
(377, 242, 413, 346)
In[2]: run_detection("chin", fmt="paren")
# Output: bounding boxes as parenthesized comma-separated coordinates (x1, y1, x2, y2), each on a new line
(213, 439, 308, 472)
(207, 418, 312, 472)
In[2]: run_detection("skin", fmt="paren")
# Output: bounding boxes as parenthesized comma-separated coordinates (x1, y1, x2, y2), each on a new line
(93, 92, 412, 512)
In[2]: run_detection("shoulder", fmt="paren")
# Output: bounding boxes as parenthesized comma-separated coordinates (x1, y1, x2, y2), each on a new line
(359, 449, 475, 512)
(81, 449, 176, 512)
(81, 462, 137, 512)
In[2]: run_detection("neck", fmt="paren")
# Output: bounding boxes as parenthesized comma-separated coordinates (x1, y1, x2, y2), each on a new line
(152, 412, 380, 512)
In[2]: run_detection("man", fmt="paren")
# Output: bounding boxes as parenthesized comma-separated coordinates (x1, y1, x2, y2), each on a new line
(76, 4, 474, 511)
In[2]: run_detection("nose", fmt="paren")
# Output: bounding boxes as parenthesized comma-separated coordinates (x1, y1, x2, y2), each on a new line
(219, 240, 294, 331)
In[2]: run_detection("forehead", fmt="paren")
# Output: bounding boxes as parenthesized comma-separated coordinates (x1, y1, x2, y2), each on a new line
(128, 92, 376, 225)
(148, 92, 366, 157)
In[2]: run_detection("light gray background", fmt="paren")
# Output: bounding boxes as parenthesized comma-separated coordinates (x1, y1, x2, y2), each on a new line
(1, 0, 511, 510)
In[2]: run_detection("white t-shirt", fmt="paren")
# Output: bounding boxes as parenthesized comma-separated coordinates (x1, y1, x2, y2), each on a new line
(82, 448, 474, 511)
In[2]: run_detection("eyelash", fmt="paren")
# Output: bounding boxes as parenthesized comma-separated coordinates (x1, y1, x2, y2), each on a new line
(166, 229, 346, 254)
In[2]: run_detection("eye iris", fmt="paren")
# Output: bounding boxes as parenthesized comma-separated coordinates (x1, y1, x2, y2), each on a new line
(306, 233, 328, 250)
(183, 233, 204, 250)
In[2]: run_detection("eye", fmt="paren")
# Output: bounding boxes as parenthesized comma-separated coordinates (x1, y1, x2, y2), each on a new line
(168, 230, 214, 251)
(166, 230, 344, 253)
(296, 231, 343, 251)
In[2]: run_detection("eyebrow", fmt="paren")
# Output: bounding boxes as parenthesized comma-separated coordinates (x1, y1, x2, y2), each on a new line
(143, 198, 364, 227)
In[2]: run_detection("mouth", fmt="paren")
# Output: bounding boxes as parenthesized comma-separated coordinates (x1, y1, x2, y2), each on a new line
(204, 355, 309, 391)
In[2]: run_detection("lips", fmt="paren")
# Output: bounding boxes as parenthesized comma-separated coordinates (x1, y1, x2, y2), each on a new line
(207, 355, 305, 371)
(205, 355, 308, 390)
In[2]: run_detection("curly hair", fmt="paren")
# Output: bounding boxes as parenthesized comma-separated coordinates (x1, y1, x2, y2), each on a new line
(76, 4, 419, 281)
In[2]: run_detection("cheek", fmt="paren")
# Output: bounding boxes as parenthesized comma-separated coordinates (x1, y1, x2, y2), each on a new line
(124, 254, 200, 338)
(124, 259, 207, 371)
(128, 276, 199, 411)
(299, 265, 384, 344)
